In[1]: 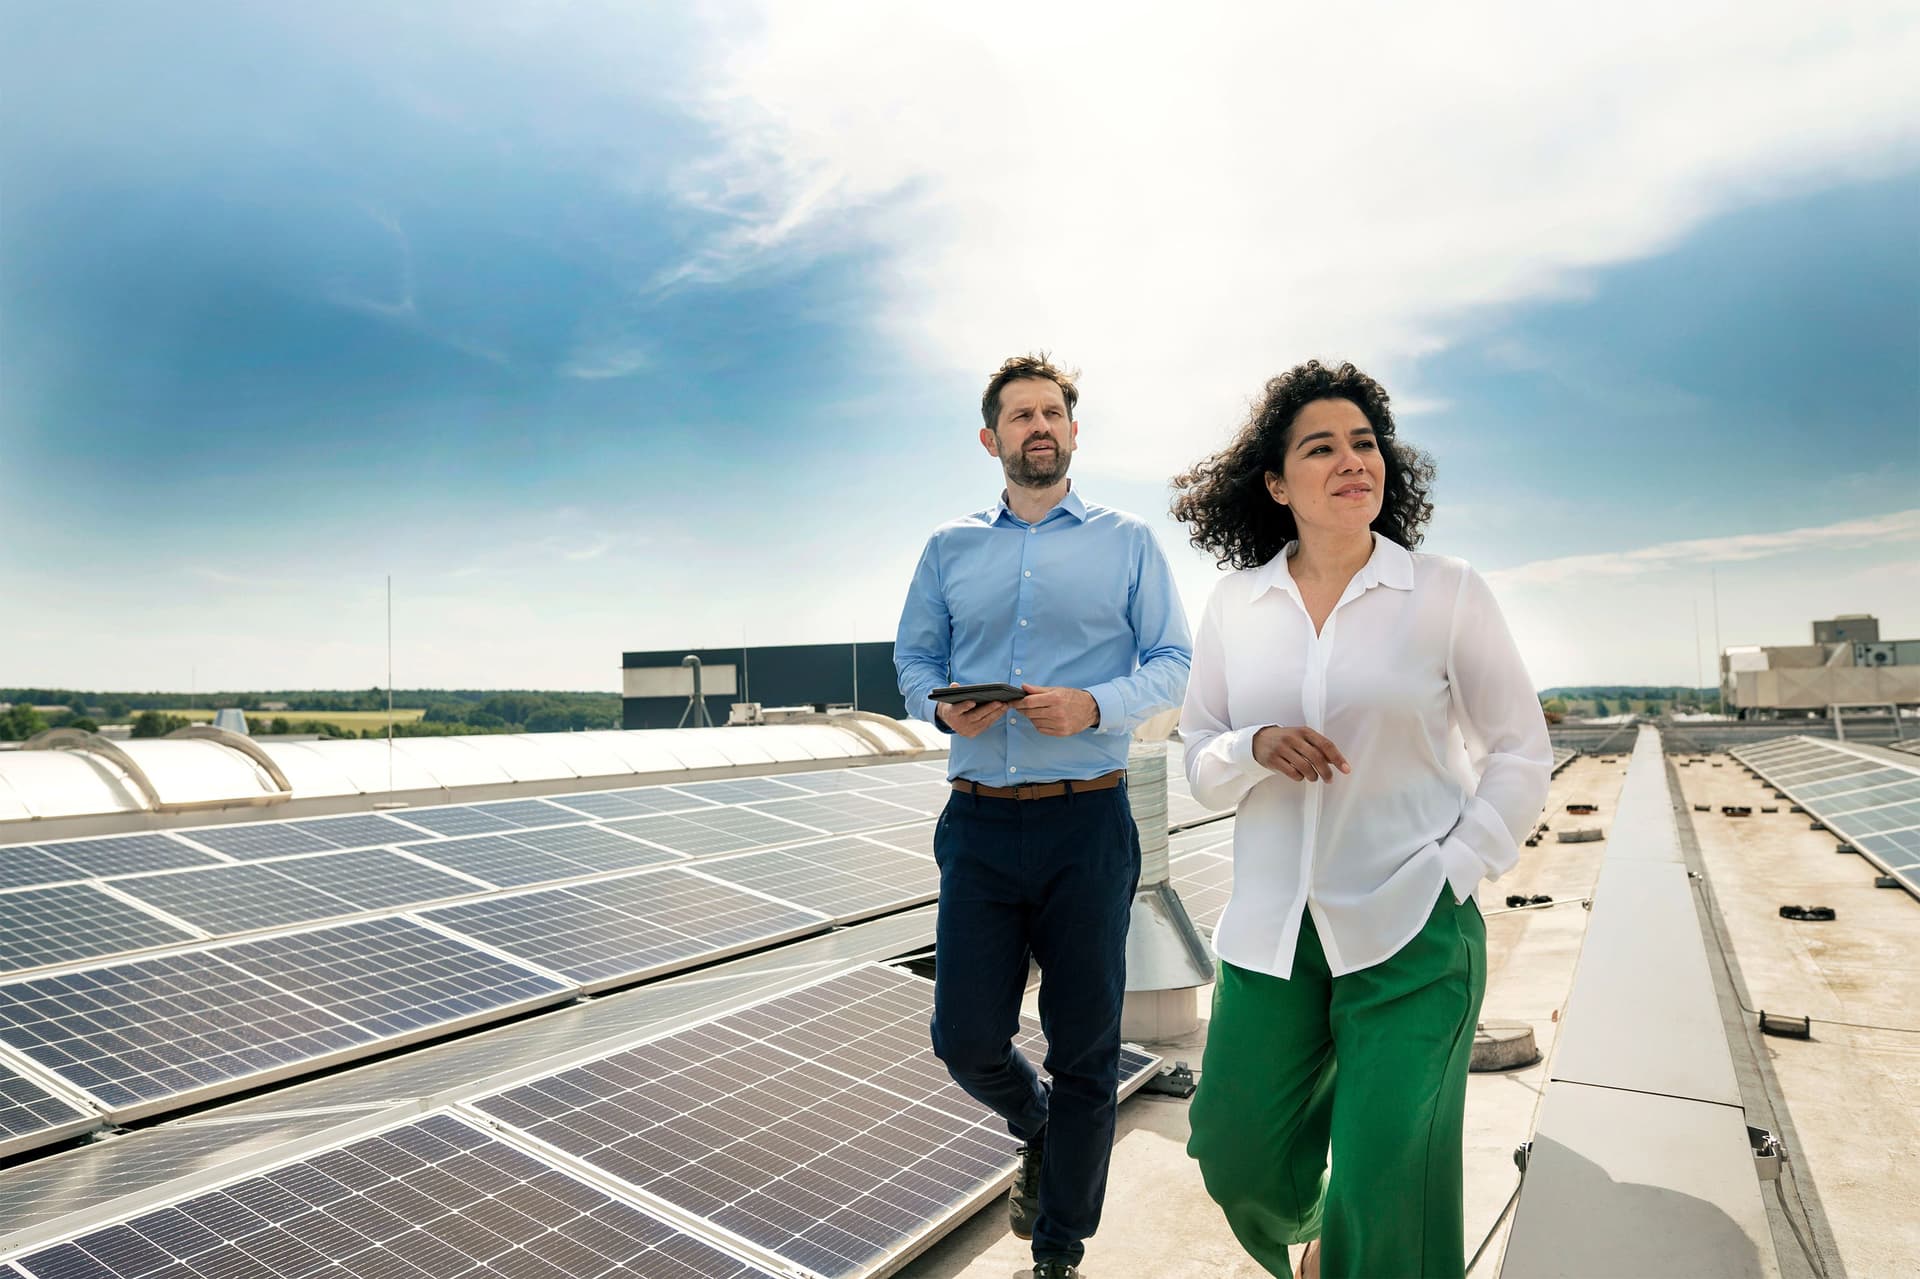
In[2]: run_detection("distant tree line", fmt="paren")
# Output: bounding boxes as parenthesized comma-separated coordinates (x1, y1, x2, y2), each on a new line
(2, 689, 621, 740)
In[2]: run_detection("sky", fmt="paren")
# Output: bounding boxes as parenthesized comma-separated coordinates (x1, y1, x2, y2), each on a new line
(2, 1, 1917, 694)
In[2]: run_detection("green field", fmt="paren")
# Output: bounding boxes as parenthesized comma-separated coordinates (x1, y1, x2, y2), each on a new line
(159, 708, 427, 730)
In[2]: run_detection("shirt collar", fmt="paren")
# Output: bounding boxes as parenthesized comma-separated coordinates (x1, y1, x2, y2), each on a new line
(992, 483, 1088, 527)
(1247, 532, 1414, 603)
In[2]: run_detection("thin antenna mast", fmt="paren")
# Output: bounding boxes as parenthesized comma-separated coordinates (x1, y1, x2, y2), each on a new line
(387, 575, 394, 794)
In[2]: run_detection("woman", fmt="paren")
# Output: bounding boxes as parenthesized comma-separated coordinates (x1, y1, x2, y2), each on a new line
(1171, 360, 1551, 1279)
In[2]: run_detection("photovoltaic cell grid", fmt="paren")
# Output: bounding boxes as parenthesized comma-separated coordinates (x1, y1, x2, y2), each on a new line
(0, 885, 197, 976)
(13, 1113, 781, 1279)
(472, 966, 1020, 1279)
(0, 951, 375, 1114)
(0, 1062, 89, 1152)
(0, 848, 99, 892)
(1733, 737, 1920, 894)
(696, 840, 938, 922)
(394, 833, 599, 889)
(1172, 849, 1235, 934)
(0, 919, 570, 1118)
(22, 834, 219, 879)
(265, 849, 484, 912)
(745, 792, 926, 837)
(419, 867, 829, 987)
(106, 863, 359, 936)
(495, 822, 688, 872)
(604, 811, 821, 858)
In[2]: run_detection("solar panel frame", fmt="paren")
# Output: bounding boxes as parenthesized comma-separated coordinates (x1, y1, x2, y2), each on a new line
(744, 792, 928, 837)
(21, 834, 222, 879)
(394, 833, 591, 889)
(417, 867, 831, 992)
(859, 823, 937, 859)
(692, 841, 939, 925)
(0, 1059, 96, 1161)
(0, 848, 89, 892)
(262, 848, 490, 912)
(9, 1112, 785, 1279)
(1733, 738, 1920, 898)
(668, 777, 816, 805)
(384, 805, 524, 837)
(105, 863, 361, 936)
(210, 917, 573, 1041)
(602, 811, 819, 858)
(0, 884, 200, 977)
(286, 813, 437, 850)
(500, 822, 688, 872)
(0, 950, 378, 1122)
(771, 769, 895, 795)
(170, 822, 338, 861)
(467, 798, 585, 829)
(545, 786, 720, 819)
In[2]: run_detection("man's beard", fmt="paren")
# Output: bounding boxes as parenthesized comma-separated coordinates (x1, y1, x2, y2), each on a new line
(1003, 437, 1072, 488)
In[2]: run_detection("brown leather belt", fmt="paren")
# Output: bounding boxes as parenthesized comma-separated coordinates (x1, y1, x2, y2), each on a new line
(951, 769, 1126, 801)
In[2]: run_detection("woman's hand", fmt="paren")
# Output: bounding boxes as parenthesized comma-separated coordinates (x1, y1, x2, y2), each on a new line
(1253, 725, 1351, 782)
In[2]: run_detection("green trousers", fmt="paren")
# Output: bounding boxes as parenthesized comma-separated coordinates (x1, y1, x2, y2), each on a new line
(1187, 889, 1486, 1279)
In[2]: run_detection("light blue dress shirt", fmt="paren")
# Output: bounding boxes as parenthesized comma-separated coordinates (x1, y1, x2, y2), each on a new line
(895, 487, 1193, 783)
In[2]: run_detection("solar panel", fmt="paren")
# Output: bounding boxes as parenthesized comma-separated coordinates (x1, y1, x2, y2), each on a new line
(867, 781, 956, 817)
(265, 849, 485, 912)
(0, 951, 374, 1116)
(1172, 850, 1235, 934)
(212, 918, 569, 1039)
(670, 777, 813, 805)
(419, 868, 829, 989)
(468, 798, 583, 828)
(108, 863, 358, 935)
(503, 823, 686, 872)
(862, 823, 936, 858)
(546, 786, 717, 819)
(13, 1113, 782, 1279)
(388, 805, 523, 837)
(745, 793, 924, 836)
(696, 840, 937, 923)
(173, 822, 337, 860)
(1733, 738, 1920, 897)
(0, 884, 197, 976)
(603, 811, 815, 858)
(288, 813, 433, 849)
(0, 848, 86, 891)
(471, 965, 1155, 1279)
(24, 834, 220, 878)
(773, 769, 892, 795)
(399, 833, 594, 888)
(0, 1060, 93, 1159)
(843, 763, 950, 785)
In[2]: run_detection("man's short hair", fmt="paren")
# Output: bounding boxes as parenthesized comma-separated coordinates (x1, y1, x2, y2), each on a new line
(981, 353, 1080, 431)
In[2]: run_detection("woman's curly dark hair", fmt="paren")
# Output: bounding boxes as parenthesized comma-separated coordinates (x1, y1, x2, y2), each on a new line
(1170, 360, 1435, 569)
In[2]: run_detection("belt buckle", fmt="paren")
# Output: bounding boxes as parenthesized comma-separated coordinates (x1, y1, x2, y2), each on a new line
(1013, 781, 1039, 801)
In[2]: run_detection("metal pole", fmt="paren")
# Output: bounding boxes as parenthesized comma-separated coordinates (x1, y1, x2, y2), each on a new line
(387, 575, 394, 794)
(1710, 570, 1724, 715)
(1693, 600, 1705, 709)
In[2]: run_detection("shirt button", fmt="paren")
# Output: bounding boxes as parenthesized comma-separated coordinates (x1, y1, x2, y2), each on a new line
(1009, 766, 1019, 774)
(1027, 528, 1036, 535)
(1014, 668, 1022, 675)
(1023, 570, 1031, 578)
(1019, 619, 1028, 627)
(1009, 713, 1018, 722)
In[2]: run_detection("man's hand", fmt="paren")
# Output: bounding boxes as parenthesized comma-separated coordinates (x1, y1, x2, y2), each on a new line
(1016, 685, 1100, 737)
(937, 698, 1010, 738)
(1252, 725, 1351, 782)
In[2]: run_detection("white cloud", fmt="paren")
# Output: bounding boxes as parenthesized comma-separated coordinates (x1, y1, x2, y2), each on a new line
(1485, 508, 1920, 587)
(672, 1, 1920, 479)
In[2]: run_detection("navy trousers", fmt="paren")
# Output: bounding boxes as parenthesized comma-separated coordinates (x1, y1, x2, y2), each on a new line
(930, 782, 1142, 1266)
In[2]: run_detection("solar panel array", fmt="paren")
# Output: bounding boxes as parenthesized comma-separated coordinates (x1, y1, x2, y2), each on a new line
(1731, 736, 1920, 896)
(3, 965, 1159, 1279)
(11, 1113, 782, 1279)
(0, 762, 952, 1156)
(470, 964, 1157, 1279)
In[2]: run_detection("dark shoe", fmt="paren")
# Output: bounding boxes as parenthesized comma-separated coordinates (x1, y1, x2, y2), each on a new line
(1009, 1139, 1043, 1240)
(1032, 1261, 1079, 1279)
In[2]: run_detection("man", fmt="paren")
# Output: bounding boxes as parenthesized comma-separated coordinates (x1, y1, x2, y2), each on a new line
(895, 353, 1192, 1279)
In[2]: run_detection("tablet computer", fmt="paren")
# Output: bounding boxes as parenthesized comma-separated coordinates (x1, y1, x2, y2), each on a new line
(929, 683, 1025, 704)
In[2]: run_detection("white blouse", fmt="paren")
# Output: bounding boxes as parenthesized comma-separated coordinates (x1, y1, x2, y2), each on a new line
(1181, 534, 1552, 979)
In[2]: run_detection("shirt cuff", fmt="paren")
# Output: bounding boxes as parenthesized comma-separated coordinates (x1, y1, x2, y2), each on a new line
(1086, 683, 1125, 736)
(1229, 724, 1274, 774)
(1435, 836, 1485, 905)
